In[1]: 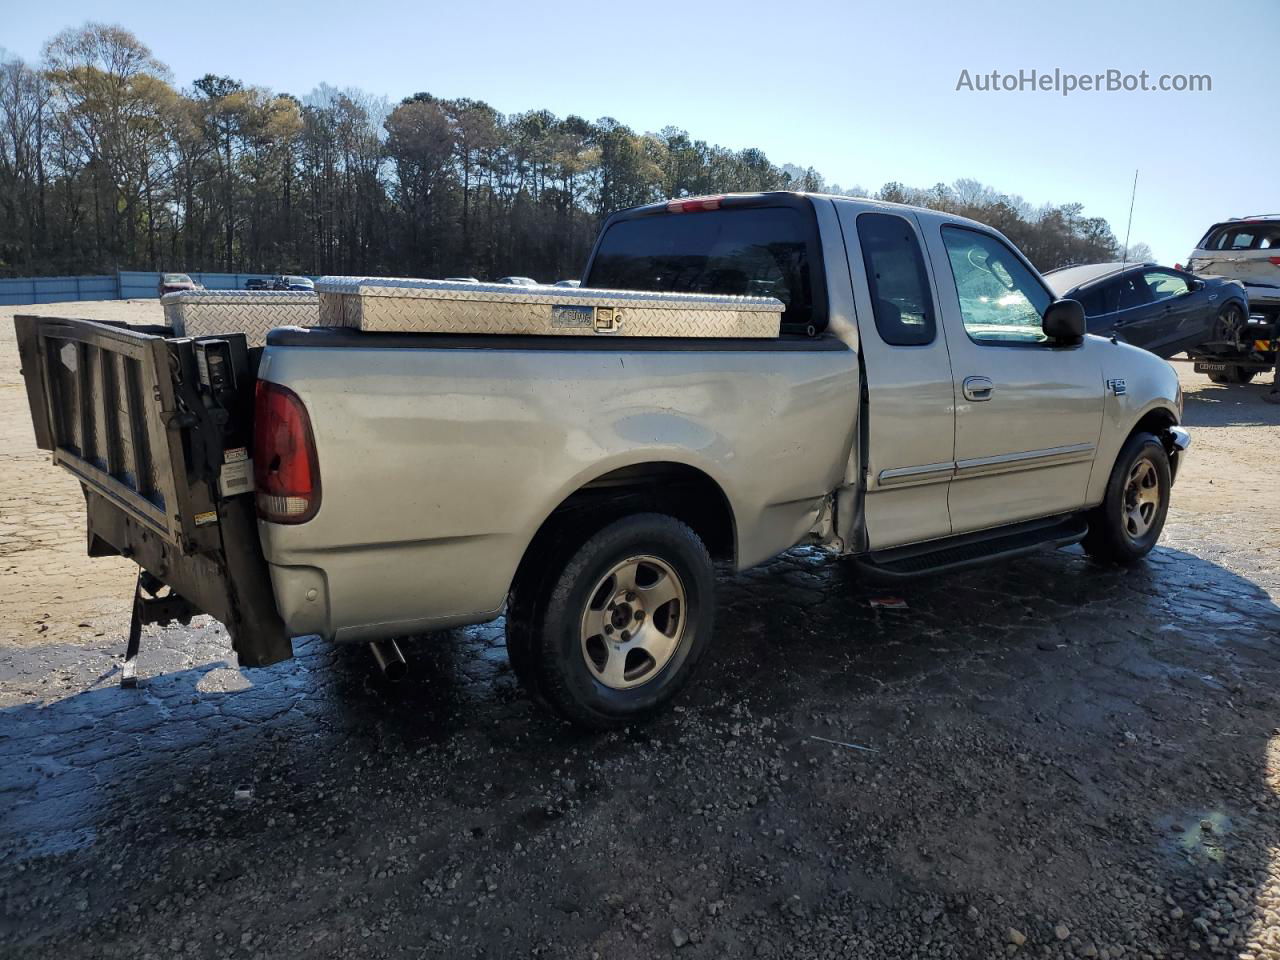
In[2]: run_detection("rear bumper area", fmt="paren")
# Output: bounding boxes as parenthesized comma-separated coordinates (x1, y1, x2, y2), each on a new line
(86, 488, 294, 666)
(266, 556, 505, 643)
(261, 523, 514, 644)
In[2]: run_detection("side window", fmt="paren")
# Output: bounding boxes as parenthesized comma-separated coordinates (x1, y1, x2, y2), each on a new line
(1144, 270, 1189, 302)
(1074, 285, 1108, 317)
(1116, 274, 1152, 311)
(856, 213, 936, 346)
(940, 226, 1052, 344)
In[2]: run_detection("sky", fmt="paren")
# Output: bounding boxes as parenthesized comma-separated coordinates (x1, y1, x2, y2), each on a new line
(3, 0, 1276, 267)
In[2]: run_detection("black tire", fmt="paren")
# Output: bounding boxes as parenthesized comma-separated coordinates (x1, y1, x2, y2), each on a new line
(1210, 302, 1247, 351)
(505, 513, 715, 730)
(1207, 365, 1256, 385)
(1082, 432, 1171, 564)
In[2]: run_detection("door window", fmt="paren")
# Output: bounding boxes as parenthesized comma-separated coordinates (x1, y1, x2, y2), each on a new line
(856, 213, 936, 346)
(1116, 274, 1152, 311)
(1074, 285, 1110, 317)
(941, 227, 1052, 344)
(1143, 270, 1190, 302)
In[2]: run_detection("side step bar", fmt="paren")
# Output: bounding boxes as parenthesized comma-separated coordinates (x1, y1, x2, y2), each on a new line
(855, 514, 1089, 578)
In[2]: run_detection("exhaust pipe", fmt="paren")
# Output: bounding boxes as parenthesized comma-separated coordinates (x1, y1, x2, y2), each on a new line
(369, 639, 407, 682)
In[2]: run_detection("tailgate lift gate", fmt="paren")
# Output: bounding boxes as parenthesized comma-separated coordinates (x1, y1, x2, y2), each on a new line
(15, 315, 291, 677)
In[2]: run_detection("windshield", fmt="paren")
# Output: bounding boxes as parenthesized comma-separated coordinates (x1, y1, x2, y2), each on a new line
(162, 274, 190, 283)
(585, 205, 819, 330)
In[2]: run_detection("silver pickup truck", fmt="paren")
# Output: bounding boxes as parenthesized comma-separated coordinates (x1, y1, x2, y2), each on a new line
(16, 192, 1190, 729)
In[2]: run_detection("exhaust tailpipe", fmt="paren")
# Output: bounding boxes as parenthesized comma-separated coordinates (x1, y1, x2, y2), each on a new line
(369, 639, 407, 682)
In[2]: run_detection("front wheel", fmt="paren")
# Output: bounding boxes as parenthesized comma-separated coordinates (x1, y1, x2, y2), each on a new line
(1082, 432, 1171, 564)
(506, 513, 716, 730)
(1211, 302, 1247, 352)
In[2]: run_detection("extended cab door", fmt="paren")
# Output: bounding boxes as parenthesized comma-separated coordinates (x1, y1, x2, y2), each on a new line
(836, 203, 956, 549)
(919, 223, 1104, 534)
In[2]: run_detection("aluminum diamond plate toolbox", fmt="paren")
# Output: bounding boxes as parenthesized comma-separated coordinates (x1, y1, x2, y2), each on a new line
(162, 290, 326, 347)
(315, 277, 783, 338)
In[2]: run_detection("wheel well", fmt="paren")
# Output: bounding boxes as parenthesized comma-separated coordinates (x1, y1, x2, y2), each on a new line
(1132, 407, 1176, 440)
(1129, 407, 1181, 476)
(510, 463, 737, 605)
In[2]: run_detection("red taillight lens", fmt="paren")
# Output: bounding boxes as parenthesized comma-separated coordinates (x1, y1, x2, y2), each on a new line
(1269, 257, 1280, 267)
(666, 196, 723, 213)
(253, 380, 320, 523)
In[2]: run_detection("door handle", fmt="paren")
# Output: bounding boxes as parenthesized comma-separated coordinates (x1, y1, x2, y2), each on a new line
(962, 376, 994, 402)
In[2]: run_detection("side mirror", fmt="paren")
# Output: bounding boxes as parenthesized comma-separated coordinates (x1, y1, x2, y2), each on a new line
(1188, 278, 1204, 292)
(1043, 298, 1086, 343)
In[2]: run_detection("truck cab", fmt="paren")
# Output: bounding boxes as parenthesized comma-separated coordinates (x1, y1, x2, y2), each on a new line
(583, 193, 1186, 556)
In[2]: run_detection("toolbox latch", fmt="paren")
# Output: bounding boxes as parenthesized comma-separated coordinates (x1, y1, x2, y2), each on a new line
(594, 307, 621, 334)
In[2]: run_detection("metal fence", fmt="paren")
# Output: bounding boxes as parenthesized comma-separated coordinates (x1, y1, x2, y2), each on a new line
(0, 275, 117, 306)
(0, 272, 317, 307)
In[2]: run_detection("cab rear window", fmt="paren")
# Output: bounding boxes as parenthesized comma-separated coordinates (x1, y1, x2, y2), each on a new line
(584, 206, 821, 332)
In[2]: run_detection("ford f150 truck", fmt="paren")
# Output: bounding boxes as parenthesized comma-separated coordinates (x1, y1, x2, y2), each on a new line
(16, 192, 1190, 729)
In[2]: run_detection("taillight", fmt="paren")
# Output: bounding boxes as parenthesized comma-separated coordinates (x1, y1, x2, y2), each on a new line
(1269, 257, 1280, 267)
(666, 196, 723, 213)
(253, 380, 320, 523)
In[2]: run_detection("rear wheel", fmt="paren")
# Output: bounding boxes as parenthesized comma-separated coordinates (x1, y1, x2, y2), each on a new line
(505, 513, 715, 730)
(1082, 432, 1171, 564)
(1207, 365, 1257, 385)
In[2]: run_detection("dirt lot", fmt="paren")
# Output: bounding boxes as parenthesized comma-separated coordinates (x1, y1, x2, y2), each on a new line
(1, 301, 1279, 960)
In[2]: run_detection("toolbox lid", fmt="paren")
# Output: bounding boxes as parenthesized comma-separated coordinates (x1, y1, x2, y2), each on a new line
(314, 276, 784, 313)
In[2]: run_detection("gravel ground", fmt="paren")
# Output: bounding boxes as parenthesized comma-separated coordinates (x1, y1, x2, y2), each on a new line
(1, 302, 1279, 959)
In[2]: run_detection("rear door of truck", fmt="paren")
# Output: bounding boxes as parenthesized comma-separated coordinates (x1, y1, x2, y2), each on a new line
(14, 314, 291, 666)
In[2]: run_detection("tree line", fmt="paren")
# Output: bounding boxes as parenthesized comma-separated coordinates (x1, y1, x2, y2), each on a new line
(0, 23, 1134, 283)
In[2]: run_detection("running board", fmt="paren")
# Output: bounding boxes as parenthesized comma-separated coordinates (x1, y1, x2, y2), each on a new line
(855, 515, 1089, 578)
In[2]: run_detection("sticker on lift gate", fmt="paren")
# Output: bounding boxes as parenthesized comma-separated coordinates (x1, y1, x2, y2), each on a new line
(193, 510, 218, 527)
(219, 448, 253, 497)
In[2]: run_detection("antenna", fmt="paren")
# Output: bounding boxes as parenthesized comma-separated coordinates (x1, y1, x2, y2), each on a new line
(1119, 169, 1139, 270)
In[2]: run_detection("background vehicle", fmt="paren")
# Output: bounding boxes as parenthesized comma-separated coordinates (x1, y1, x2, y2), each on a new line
(157, 273, 199, 296)
(497, 276, 538, 285)
(272, 275, 315, 291)
(554, 279, 581, 287)
(1186, 216, 1280, 319)
(16, 193, 1187, 730)
(1044, 261, 1245, 359)
(1179, 217, 1280, 384)
(245, 278, 270, 291)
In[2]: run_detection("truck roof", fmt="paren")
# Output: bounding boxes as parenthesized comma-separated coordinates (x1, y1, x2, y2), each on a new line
(617, 190, 994, 232)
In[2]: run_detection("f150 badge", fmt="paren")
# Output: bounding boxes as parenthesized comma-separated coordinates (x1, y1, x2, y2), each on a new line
(1106, 378, 1127, 396)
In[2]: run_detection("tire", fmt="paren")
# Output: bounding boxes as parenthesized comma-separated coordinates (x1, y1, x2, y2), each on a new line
(1207, 365, 1257, 385)
(1210, 302, 1247, 352)
(1082, 432, 1171, 564)
(505, 513, 716, 730)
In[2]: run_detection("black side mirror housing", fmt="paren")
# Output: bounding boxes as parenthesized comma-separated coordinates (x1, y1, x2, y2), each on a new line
(1043, 298, 1086, 343)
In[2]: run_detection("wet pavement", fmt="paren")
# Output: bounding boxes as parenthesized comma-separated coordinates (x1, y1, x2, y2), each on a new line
(3, 520, 1279, 959)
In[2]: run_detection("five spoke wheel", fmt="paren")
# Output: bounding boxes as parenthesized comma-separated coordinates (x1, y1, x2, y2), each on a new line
(1122, 457, 1161, 540)
(580, 556, 686, 689)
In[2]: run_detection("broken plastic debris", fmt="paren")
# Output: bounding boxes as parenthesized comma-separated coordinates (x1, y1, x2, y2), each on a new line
(808, 734, 879, 753)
